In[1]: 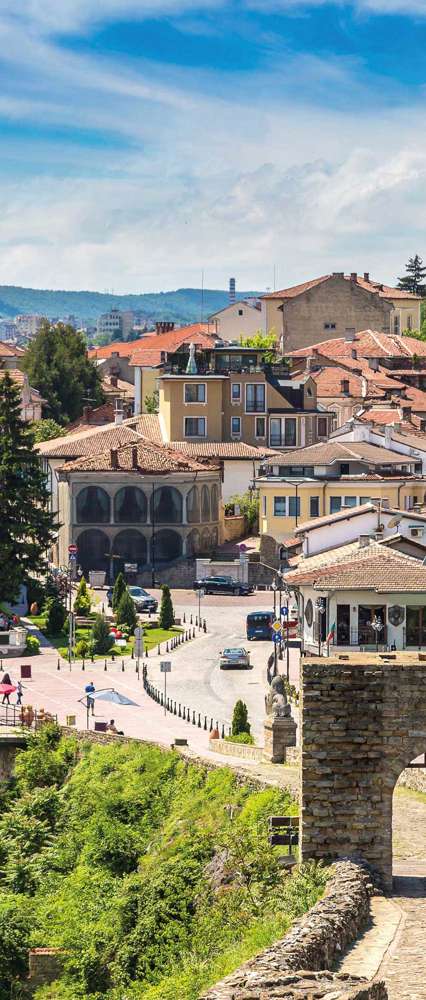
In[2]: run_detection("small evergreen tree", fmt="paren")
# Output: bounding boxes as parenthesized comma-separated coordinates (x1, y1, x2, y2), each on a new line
(44, 596, 66, 635)
(116, 590, 137, 632)
(91, 614, 114, 654)
(397, 255, 426, 296)
(231, 700, 250, 737)
(159, 585, 174, 629)
(0, 373, 57, 603)
(73, 577, 91, 615)
(112, 572, 126, 614)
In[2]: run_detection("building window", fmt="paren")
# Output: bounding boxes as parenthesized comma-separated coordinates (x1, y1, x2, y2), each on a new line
(330, 496, 342, 513)
(324, 322, 336, 330)
(262, 495, 267, 516)
(76, 486, 110, 524)
(274, 496, 287, 516)
(344, 496, 357, 507)
(288, 496, 300, 517)
(184, 417, 206, 437)
(394, 315, 400, 334)
(246, 383, 265, 413)
(360, 496, 371, 504)
(317, 416, 327, 437)
(284, 418, 297, 447)
(231, 383, 241, 402)
(407, 315, 413, 330)
(231, 416, 241, 436)
(340, 463, 350, 475)
(238, 308, 243, 316)
(184, 383, 205, 403)
(270, 417, 282, 447)
(310, 496, 320, 518)
(255, 417, 266, 437)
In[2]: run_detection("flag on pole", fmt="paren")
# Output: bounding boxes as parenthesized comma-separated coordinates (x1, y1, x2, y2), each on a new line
(326, 622, 335, 644)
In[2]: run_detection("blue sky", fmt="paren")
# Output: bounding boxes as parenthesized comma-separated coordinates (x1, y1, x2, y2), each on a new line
(0, 0, 425, 292)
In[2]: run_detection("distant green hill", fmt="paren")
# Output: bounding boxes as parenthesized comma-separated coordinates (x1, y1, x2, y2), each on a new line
(0, 285, 261, 325)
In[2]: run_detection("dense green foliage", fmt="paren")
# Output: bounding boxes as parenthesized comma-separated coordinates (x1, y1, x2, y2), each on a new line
(144, 390, 159, 414)
(25, 635, 40, 655)
(30, 419, 67, 442)
(224, 491, 259, 531)
(91, 614, 114, 654)
(0, 373, 58, 602)
(44, 596, 67, 635)
(23, 322, 104, 424)
(0, 729, 328, 1000)
(159, 584, 174, 629)
(112, 573, 126, 614)
(231, 700, 251, 736)
(0, 285, 260, 327)
(116, 590, 137, 632)
(73, 578, 91, 616)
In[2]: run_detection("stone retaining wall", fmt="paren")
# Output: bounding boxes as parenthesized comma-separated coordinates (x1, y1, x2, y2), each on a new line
(200, 859, 387, 1000)
(209, 738, 264, 761)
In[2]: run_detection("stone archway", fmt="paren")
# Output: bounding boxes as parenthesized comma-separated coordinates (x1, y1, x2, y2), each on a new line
(300, 652, 426, 889)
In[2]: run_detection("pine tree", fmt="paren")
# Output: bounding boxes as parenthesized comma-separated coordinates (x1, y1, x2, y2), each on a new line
(231, 700, 250, 736)
(112, 572, 126, 614)
(116, 590, 137, 632)
(44, 595, 66, 635)
(91, 614, 113, 654)
(159, 585, 174, 629)
(73, 577, 91, 615)
(23, 321, 104, 424)
(397, 255, 426, 296)
(0, 373, 57, 603)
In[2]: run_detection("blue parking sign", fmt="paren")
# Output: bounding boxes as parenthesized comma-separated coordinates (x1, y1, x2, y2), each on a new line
(272, 631, 282, 642)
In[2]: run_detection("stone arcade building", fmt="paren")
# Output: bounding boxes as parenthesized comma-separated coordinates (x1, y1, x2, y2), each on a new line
(55, 440, 221, 582)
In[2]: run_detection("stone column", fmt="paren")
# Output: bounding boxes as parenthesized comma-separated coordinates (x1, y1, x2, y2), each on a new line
(263, 713, 297, 764)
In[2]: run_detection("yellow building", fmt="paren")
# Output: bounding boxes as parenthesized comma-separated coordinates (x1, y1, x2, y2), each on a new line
(257, 439, 425, 540)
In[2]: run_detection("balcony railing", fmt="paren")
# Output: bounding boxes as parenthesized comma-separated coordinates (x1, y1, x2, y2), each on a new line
(335, 626, 388, 646)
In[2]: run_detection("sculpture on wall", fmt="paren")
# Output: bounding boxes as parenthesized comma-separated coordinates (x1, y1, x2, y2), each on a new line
(265, 674, 291, 718)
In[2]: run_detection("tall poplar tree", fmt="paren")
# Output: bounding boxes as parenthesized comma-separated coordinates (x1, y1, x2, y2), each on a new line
(0, 373, 57, 602)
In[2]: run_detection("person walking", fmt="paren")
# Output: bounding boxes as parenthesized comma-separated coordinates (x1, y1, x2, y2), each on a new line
(85, 680, 96, 716)
(1, 672, 12, 705)
(16, 681, 24, 706)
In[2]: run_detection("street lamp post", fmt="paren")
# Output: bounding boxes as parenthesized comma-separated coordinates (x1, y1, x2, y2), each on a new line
(371, 614, 384, 652)
(315, 598, 326, 657)
(271, 580, 278, 673)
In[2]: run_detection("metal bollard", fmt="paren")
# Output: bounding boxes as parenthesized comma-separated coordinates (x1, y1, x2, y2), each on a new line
(81, 661, 85, 671)
(121, 659, 124, 672)
(104, 661, 107, 671)
(166, 641, 169, 653)
(160, 693, 164, 706)
(178, 703, 181, 718)
(57, 660, 60, 670)
(186, 707, 190, 722)
(190, 614, 193, 624)
(221, 723, 225, 739)
(210, 717, 213, 731)
(192, 710, 196, 725)
(203, 619, 207, 632)
(183, 612, 186, 623)
(198, 713, 201, 728)
(158, 644, 161, 655)
(193, 627, 196, 639)
(174, 701, 177, 715)
(204, 715, 207, 730)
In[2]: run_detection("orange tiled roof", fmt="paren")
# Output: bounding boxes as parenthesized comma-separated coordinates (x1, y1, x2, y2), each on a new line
(58, 440, 217, 475)
(289, 330, 426, 360)
(286, 543, 426, 591)
(0, 341, 25, 357)
(310, 366, 385, 399)
(263, 275, 421, 301)
(129, 324, 217, 367)
(263, 439, 415, 467)
(168, 441, 277, 459)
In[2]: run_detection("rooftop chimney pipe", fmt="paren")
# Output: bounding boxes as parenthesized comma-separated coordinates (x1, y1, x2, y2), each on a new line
(344, 328, 356, 342)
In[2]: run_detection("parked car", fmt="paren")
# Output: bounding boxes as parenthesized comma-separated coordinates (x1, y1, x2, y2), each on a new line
(219, 647, 251, 669)
(193, 575, 253, 596)
(107, 586, 158, 614)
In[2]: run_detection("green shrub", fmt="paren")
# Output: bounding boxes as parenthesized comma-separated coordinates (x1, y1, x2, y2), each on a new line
(225, 732, 254, 745)
(75, 638, 89, 659)
(90, 614, 114, 655)
(231, 699, 251, 737)
(116, 589, 137, 632)
(73, 577, 91, 615)
(44, 595, 66, 635)
(159, 584, 174, 629)
(25, 634, 40, 655)
(112, 572, 126, 613)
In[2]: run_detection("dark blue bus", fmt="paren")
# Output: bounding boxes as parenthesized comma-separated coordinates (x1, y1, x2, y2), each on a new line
(246, 611, 274, 640)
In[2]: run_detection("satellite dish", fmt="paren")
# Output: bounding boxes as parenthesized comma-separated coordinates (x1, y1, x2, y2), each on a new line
(387, 515, 402, 529)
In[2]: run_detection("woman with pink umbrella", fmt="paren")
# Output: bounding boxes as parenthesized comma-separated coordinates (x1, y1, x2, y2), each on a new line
(0, 672, 16, 705)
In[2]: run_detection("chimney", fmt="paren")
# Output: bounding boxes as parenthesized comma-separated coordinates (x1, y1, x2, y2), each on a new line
(312, 347, 319, 356)
(351, 348, 357, 359)
(333, 272, 344, 277)
(364, 272, 370, 282)
(305, 355, 314, 372)
(341, 378, 350, 394)
(110, 375, 118, 388)
(359, 534, 371, 548)
(114, 408, 123, 426)
(229, 277, 236, 304)
(384, 425, 392, 449)
(132, 446, 138, 469)
(350, 272, 357, 282)
(368, 357, 379, 371)
(344, 328, 356, 342)
(83, 405, 89, 423)
(402, 404, 412, 421)
(361, 377, 368, 398)
(110, 448, 118, 470)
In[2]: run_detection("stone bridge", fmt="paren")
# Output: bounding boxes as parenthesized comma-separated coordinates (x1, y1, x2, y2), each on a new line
(300, 651, 426, 890)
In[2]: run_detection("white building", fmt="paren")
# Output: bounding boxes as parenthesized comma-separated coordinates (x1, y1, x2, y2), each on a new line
(15, 314, 45, 339)
(209, 299, 267, 341)
(97, 309, 134, 341)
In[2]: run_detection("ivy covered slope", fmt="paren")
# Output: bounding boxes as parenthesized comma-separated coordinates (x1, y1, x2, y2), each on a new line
(0, 728, 328, 1000)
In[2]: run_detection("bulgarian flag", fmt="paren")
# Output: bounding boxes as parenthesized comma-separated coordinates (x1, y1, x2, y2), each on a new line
(327, 622, 336, 644)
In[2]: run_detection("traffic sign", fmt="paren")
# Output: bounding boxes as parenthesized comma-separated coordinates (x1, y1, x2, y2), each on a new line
(272, 631, 282, 643)
(160, 661, 172, 673)
(272, 620, 282, 632)
(281, 606, 288, 617)
(68, 553, 77, 562)
(68, 544, 77, 554)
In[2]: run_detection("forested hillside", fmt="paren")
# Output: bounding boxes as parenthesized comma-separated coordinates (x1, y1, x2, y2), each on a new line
(0, 728, 327, 1000)
(0, 286, 260, 325)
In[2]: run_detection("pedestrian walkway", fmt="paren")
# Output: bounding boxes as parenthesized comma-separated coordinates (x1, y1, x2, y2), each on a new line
(377, 860, 426, 1000)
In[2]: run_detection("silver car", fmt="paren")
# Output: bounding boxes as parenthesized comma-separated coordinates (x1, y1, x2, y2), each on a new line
(219, 647, 251, 670)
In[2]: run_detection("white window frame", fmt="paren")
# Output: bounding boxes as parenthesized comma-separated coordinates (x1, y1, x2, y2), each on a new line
(183, 382, 206, 405)
(184, 415, 207, 438)
(255, 416, 266, 438)
(245, 382, 266, 414)
(231, 382, 241, 404)
(273, 496, 287, 517)
(230, 415, 241, 438)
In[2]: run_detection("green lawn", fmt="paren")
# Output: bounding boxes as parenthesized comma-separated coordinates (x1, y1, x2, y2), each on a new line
(27, 614, 182, 660)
